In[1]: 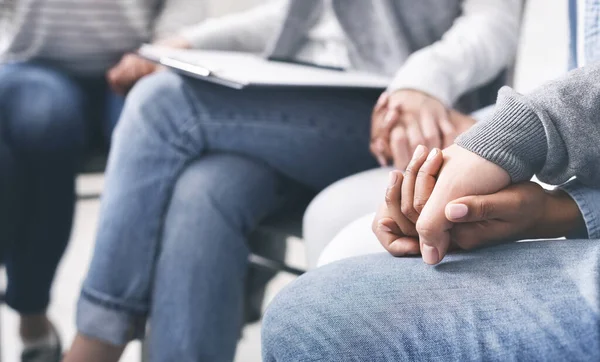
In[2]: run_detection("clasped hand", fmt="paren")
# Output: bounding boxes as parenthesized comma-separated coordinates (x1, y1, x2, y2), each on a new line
(373, 145, 585, 265)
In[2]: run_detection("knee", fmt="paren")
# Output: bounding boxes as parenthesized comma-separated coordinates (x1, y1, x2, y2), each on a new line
(303, 168, 388, 267)
(0, 65, 85, 151)
(112, 71, 196, 146)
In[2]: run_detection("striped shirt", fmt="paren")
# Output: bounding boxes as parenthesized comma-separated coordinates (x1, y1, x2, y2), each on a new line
(0, 0, 207, 75)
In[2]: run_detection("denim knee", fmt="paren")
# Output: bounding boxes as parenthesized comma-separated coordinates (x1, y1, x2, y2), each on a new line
(0, 64, 86, 153)
(112, 71, 202, 153)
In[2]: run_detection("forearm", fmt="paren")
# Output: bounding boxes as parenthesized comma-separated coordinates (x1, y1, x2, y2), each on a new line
(388, 0, 522, 106)
(176, 0, 287, 52)
(457, 63, 600, 186)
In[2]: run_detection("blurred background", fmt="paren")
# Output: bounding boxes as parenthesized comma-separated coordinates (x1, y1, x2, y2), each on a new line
(0, 0, 568, 360)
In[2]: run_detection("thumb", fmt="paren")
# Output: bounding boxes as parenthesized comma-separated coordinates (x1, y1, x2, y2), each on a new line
(446, 194, 505, 223)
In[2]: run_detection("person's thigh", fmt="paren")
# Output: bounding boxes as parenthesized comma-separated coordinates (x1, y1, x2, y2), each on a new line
(146, 153, 298, 361)
(263, 239, 600, 361)
(0, 62, 86, 154)
(303, 167, 389, 268)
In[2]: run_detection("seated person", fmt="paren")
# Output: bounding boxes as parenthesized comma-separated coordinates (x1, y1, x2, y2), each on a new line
(63, 1, 523, 361)
(0, 1, 205, 360)
(261, 36, 600, 362)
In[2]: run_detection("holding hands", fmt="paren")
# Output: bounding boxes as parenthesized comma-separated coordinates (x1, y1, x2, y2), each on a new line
(373, 145, 585, 265)
(370, 90, 475, 170)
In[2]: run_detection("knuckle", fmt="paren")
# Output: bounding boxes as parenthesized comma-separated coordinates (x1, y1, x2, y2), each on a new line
(415, 220, 436, 238)
(384, 191, 394, 206)
(478, 199, 492, 219)
(400, 204, 415, 218)
(413, 198, 427, 213)
(391, 128, 406, 143)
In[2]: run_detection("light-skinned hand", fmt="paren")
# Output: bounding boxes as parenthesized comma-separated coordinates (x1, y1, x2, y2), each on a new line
(370, 89, 475, 170)
(106, 37, 191, 95)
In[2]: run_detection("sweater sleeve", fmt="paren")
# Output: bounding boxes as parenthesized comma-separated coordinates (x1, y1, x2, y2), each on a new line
(388, 0, 523, 106)
(456, 63, 600, 187)
(175, 1, 288, 53)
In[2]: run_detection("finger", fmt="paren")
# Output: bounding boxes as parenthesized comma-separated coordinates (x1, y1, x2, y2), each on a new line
(374, 92, 390, 112)
(400, 144, 428, 223)
(390, 127, 411, 170)
(446, 190, 521, 223)
(413, 148, 444, 214)
(404, 114, 425, 153)
(438, 111, 457, 147)
(419, 108, 442, 149)
(375, 218, 421, 257)
(382, 107, 401, 133)
(385, 171, 417, 236)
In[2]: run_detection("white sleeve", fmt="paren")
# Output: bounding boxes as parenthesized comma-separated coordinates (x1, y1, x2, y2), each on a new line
(388, 0, 523, 107)
(176, 1, 288, 53)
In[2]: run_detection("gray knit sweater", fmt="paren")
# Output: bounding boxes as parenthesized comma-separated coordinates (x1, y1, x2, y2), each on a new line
(457, 63, 600, 187)
(0, 0, 207, 75)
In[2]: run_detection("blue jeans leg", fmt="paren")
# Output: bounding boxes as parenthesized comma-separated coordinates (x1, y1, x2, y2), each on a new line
(262, 240, 600, 361)
(147, 153, 301, 362)
(0, 63, 87, 313)
(77, 71, 379, 347)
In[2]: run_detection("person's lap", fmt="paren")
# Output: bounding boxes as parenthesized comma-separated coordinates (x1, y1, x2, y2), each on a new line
(263, 239, 600, 361)
(78, 71, 380, 350)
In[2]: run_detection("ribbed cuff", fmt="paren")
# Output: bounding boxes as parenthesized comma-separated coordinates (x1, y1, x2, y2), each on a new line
(456, 88, 548, 182)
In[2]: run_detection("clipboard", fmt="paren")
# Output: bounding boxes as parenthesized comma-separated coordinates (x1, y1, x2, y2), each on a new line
(138, 44, 389, 90)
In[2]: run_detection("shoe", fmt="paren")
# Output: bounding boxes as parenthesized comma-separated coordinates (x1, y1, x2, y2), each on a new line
(21, 323, 62, 362)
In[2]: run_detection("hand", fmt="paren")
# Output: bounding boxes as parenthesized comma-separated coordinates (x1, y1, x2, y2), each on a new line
(416, 144, 511, 264)
(446, 183, 585, 249)
(370, 89, 476, 170)
(107, 54, 159, 95)
(372, 145, 444, 256)
(106, 37, 191, 95)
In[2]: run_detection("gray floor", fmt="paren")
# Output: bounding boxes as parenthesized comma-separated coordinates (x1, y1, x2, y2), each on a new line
(1, 0, 567, 360)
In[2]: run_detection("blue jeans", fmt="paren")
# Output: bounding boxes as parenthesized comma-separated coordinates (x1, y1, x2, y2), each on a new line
(0, 62, 124, 313)
(77, 71, 379, 361)
(262, 239, 600, 361)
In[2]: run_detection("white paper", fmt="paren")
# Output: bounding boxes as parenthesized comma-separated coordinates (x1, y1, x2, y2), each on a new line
(139, 44, 390, 90)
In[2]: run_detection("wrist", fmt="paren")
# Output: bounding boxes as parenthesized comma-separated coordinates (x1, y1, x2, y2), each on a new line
(534, 189, 585, 238)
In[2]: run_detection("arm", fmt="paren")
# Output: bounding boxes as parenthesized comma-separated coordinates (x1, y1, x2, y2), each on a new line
(388, 0, 523, 106)
(175, 1, 288, 53)
(456, 63, 600, 186)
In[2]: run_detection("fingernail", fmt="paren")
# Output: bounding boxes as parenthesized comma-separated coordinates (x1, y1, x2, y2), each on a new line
(388, 171, 398, 187)
(426, 148, 439, 161)
(422, 244, 439, 265)
(412, 145, 425, 160)
(378, 221, 392, 233)
(447, 204, 468, 219)
(377, 156, 388, 167)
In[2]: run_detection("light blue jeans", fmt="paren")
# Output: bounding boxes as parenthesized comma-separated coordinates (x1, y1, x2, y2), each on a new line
(77, 71, 380, 361)
(262, 239, 600, 361)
